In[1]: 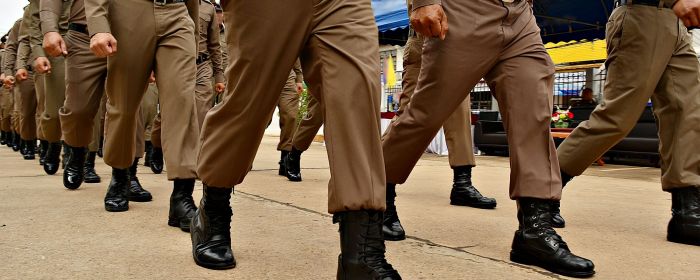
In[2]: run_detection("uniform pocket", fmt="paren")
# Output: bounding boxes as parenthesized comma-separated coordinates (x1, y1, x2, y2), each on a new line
(605, 6, 628, 55)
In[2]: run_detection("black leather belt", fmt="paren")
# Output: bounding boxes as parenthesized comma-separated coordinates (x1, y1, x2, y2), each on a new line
(614, 0, 673, 8)
(196, 53, 210, 65)
(68, 23, 88, 35)
(151, 0, 186, 5)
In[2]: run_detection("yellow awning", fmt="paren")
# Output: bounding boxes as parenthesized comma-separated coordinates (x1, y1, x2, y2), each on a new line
(545, 40, 607, 65)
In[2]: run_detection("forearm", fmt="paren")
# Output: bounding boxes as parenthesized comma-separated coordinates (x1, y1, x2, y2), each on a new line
(85, 0, 111, 36)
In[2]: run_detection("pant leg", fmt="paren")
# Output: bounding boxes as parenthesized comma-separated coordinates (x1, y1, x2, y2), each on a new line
(396, 33, 475, 167)
(277, 78, 300, 151)
(88, 109, 102, 152)
(483, 1, 560, 200)
(19, 74, 37, 140)
(141, 83, 159, 142)
(34, 74, 45, 140)
(649, 15, 700, 190)
(40, 56, 66, 143)
(443, 99, 476, 167)
(151, 113, 162, 148)
(0, 87, 11, 131)
(134, 103, 146, 158)
(303, 0, 387, 212)
(153, 2, 199, 180)
(198, 0, 311, 187)
(291, 95, 323, 151)
(194, 60, 214, 130)
(383, 0, 504, 185)
(61, 30, 108, 149)
(558, 6, 673, 177)
(13, 86, 21, 133)
(103, 0, 157, 170)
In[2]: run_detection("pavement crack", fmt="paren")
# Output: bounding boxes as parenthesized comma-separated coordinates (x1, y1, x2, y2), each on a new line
(235, 191, 565, 279)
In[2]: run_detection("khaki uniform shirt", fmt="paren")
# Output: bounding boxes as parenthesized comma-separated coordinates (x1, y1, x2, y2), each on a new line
(40, 0, 76, 34)
(2, 19, 23, 77)
(198, 0, 224, 83)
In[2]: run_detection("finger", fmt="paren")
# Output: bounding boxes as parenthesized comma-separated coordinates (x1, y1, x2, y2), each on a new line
(682, 17, 691, 27)
(110, 38, 118, 55)
(429, 18, 441, 38)
(690, 14, 700, 28)
(440, 12, 449, 40)
(60, 40, 68, 55)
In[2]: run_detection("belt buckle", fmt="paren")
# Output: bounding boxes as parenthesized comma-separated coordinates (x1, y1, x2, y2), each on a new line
(154, 0, 167, 6)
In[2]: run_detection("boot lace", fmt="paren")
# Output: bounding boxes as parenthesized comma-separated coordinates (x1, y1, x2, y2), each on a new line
(359, 222, 400, 278)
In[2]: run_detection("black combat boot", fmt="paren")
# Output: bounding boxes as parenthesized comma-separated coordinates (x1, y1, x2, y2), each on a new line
(0, 131, 6, 145)
(128, 158, 153, 202)
(278, 150, 289, 176)
(450, 166, 497, 209)
(5, 132, 13, 148)
(335, 211, 402, 280)
(510, 198, 595, 278)
(149, 146, 164, 174)
(43, 142, 62, 175)
(667, 186, 700, 246)
(383, 183, 405, 241)
(23, 139, 36, 160)
(551, 170, 575, 228)
(191, 185, 236, 269)
(169, 179, 198, 232)
(105, 168, 130, 212)
(84, 152, 101, 183)
(284, 147, 302, 182)
(39, 140, 48, 165)
(63, 145, 88, 190)
(97, 137, 104, 158)
(61, 142, 70, 169)
(12, 132, 21, 152)
(144, 141, 153, 167)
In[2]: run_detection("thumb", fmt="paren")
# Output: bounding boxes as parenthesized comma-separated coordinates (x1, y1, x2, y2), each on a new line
(60, 39, 67, 55)
(439, 11, 449, 40)
(110, 37, 118, 54)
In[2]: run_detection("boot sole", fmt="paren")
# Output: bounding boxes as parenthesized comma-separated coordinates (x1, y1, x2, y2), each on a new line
(84, 178, 101, 184)
(384, 234, 406, 242)
(105, 205, 129, 212)
(667, 233, 700, 246)
(150, 167, 163, 174)
(450, 201, 497, 209)
(24, 155, 35, 160)
(510, 249, 595, 278)
(193, 257, 236, 270)
(168, 218, 191, 233)
(44, 165, 59, 175)
(286, 176, 302, 182)
(128, 196, 153, 202)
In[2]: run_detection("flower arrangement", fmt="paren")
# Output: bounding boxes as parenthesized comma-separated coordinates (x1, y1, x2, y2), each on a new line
(552, 106, 574, 128)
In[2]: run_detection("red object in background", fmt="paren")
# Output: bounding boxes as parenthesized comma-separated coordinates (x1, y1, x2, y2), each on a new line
(471, 112, 479, 124)
(567, 112, 574, 119)
(381, 112, 396, 119)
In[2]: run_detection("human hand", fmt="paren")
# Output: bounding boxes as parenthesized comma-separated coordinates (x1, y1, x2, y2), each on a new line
(34, 57, 52, 74)
(15, 69, 28, 81)
(90, 33, 118, 57)
(673, 0, 700, 27)
(410, 4, 448, 40)
(215, 82, 226, 93)
(43, 31, 67, 57)
(3, 75, 15, 88)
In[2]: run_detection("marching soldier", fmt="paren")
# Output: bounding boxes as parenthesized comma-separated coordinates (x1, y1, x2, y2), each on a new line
(276, 59, 303, 178)
(381, 0, 594, 277)
(557, 0, 700, 247)
(193, 0, 225, 129)
(193, 0, 400, 277)
(0, 35, 13, 147)
(3, 18, 25, 153)
(283, 95, 322, 182)
(16, 2, 41, 161)
(84, 0, 200, 233)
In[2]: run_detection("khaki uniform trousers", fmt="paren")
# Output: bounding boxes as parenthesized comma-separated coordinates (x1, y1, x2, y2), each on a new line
(291, 95, 323, 151)
(12, 86, 20, 133)
(88, 106, 102, 153)
(194, 60, 214, 129)
(277, 73, 300, 151)
(558, 5, 700, 191)
(142, 83, 159, 142)
(397, 34, 476, 167)
(151, 113, 162, 148)
(34, 74, 45, 140)
(60, 30, 108, 149)
(40, 56, 66, 143)
(382, 0, 561, 200)
(199, 0, 386, 213)
(18, 74, 37, 140)
(0, 87, 13, 132)
(103, 0, 199, 179)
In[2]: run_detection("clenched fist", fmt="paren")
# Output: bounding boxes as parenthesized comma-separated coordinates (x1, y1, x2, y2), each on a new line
(34, 57, 52, 74)
(43, 31, 67, 57)
(674, 0, 700, 27)
(410, 4, 449, 40)
(90, 33, 118, 57)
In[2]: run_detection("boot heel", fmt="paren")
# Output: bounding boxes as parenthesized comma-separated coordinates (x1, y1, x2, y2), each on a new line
(168, 217, 180, 228)
(509, 249, 535, 265)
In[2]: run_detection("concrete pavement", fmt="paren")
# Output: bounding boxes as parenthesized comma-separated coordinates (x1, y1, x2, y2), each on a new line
(0, 136, 698, 279)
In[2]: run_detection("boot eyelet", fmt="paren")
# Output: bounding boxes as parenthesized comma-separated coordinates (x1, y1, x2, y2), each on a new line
(533, 223, 539, 228)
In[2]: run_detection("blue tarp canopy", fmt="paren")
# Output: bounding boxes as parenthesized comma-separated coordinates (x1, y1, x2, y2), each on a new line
(373, 0, 615, 44)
